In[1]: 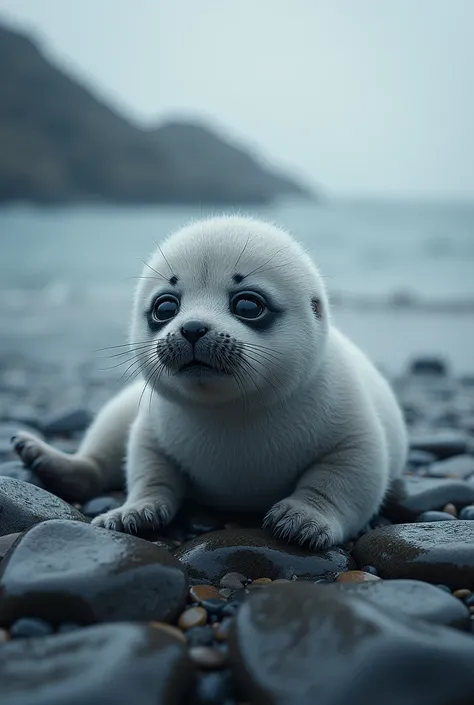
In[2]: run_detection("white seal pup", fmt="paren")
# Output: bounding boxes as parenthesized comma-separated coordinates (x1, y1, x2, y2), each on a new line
(12, 216, 408, 550)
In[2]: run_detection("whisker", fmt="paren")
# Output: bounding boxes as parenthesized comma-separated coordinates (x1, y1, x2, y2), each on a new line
(140, 259, 168, 282)
(94, 340, 156, 352)
(240, 246, 289, 280)
(233, 233, 252, 270)
(155, 242, 175, 278)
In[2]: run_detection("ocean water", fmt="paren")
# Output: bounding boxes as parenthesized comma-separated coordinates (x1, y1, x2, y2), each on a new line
(1, 199, 473, 374)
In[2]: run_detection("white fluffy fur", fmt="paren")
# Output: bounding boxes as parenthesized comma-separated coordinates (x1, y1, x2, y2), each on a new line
(13, 216, 407, 550)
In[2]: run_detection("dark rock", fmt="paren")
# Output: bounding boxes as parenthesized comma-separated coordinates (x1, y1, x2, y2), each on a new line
(0, 460, 45, 488)
(10, 617, 54, 638)
(82, 496, 123, 518)
(0, 532, 21, 561)
(353, 521, 474, 589)
(0, 422, 43, 460)
(0, 519, 188, 627)
(416, 511, 456, 522)
(410, 431, 469, 459)
(220, 572, 247, 590)
(428, 455, 474, 480)
(407, 449, 437, 468)
(43, 408, 92, 436)
(229, 582, 474, 705)
(200, 599, 228, 617)
(0, 622, 193, 705)
(331, 578, 470, 630)
(383, 476, 474, 522)
(173, 529, 355, 585)
(189, 646, 226, 670)
(361, 565, 378, 576)
(185, 625, 215, 648)
(408, 357, 448, 377)
(196, 670, 234, 705)
(0, 477, 87, 535)
(459, 506, 474, 520)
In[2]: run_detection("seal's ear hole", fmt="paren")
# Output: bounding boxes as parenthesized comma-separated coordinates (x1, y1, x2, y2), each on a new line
(311, 298, 322, 319)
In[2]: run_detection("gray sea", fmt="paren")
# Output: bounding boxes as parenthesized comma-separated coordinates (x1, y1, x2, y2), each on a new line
(1, 199, 473, 375)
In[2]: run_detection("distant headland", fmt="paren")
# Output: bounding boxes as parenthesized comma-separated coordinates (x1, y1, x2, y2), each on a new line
(0, 23, 315, 206)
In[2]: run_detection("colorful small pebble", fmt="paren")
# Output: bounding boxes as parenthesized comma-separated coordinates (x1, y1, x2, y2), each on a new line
(189, 584, 220, 602)
(178, 606, 207, 631)
(336, 570, 381, 583)
(189, 646, 226, 670)
(252, 577, 272, 584)
(150, 621, 186, 644)
(453, 589, 472, 600)
(442, 503, 458, 517)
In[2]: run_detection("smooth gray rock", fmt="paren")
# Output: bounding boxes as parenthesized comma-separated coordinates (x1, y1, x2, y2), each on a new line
(174, 528, 355, 584)
(0, 519, 188, 627)
(383, 476, 474, 522)
(43, 408, 92, 437)
(0, 477, 87, 535)
(353, 521, 474, 589)
(0, 623, 194, 705)
(229, 582, 474, 705)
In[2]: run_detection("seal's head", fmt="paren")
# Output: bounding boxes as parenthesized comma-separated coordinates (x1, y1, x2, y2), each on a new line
(131, 216, 329, 407)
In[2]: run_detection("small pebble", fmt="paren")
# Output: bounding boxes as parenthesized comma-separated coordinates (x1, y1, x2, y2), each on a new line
(459, 506, 474, 520)
(0, 628, 10, 642)
(196, 671, 234, 704)
(443, 503, 458, 517)
(271, 579, 292, 585)
(10, 617, 54, 638)
(57, 622, 80, 634)
(218, 588, 233, 599)
(453, 589, 472, 600)
(150, 621, 186, 644)
(189, 646, 226, 670)
(252, 577, 272, 584)
(416, 511, 456, 522)
(200, 598, 227, 617)
(189, 584, 220, 602)
(82, 496, 123, 517)
(185, 625, 215, 647)
(336, 570, 381, 584)
(213, 617, 233, 642)
(178, 606, 207, 630)
(361, 565, 379, 576)
(220, 572, 247, 590)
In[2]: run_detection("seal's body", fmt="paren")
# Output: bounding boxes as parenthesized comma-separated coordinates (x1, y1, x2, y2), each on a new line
(13, 216, 407, 549)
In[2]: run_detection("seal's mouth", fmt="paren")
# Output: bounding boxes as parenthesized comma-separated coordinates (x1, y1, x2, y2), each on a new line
(177, 358, 232, 377)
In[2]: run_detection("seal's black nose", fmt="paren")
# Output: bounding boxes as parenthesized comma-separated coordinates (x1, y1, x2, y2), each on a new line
(180, 320, 208, 345)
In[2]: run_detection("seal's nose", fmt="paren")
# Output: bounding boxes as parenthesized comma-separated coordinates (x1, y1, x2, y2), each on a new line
(180, 320, 208, 345)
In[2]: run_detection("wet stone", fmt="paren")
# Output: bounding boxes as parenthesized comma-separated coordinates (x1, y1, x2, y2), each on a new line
(196, 670, 234, 705)
(383, 476, 474, 522)
(189, 646, 226, 670)
(252, 577, 272, 584)
(460, 506, 474, 520)
(174, 529, 355, 585)
(10, 617, 54, 638)
(0, 477, 88, 536)
(185, 625, 215, 648)
(0, 460, 45, 488)
(408, 357, 448, 377)
(0, 532, 21, 561)
(0, 622, 194, 705)
(427, 455, 474, 480)
(353, 521, 474, 589)
(150, 621, 187, 644)
(43, 408, 92, 437)
(416, 510, 456, 522)
(331, 578, 470, 630)
(335, 570, 381, 583)
(0, 628, 9, 642)
(82, 495, 123, 518)
(214, 618, 233, 642)
(200, 598, 227, 617)
(189, 584, 220, 602)
(0, 519, 188, 627)
(406, 449, 437, 468)
(443, 503, 458, 517)
(409, 431, 469, 460)
(453, 589, 472, 600)
(229, 582, 474, 705)
(178, 606, 207, 631)
(220, 572, 247, 590)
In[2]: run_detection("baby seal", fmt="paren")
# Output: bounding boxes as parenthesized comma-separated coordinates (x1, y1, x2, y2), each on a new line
(12, 216, 407, 550)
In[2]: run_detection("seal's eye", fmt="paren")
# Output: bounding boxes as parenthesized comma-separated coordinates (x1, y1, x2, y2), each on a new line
(231, 292, 266, 320)
(152, 295, 180, 322)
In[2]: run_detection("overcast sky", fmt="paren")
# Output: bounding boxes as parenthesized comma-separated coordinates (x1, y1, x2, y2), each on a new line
(1, 0, 473, 198)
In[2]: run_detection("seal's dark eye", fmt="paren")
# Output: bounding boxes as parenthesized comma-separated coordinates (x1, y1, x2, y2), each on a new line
(152, 295, 180, 322)
(231, 292, 266, 320)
